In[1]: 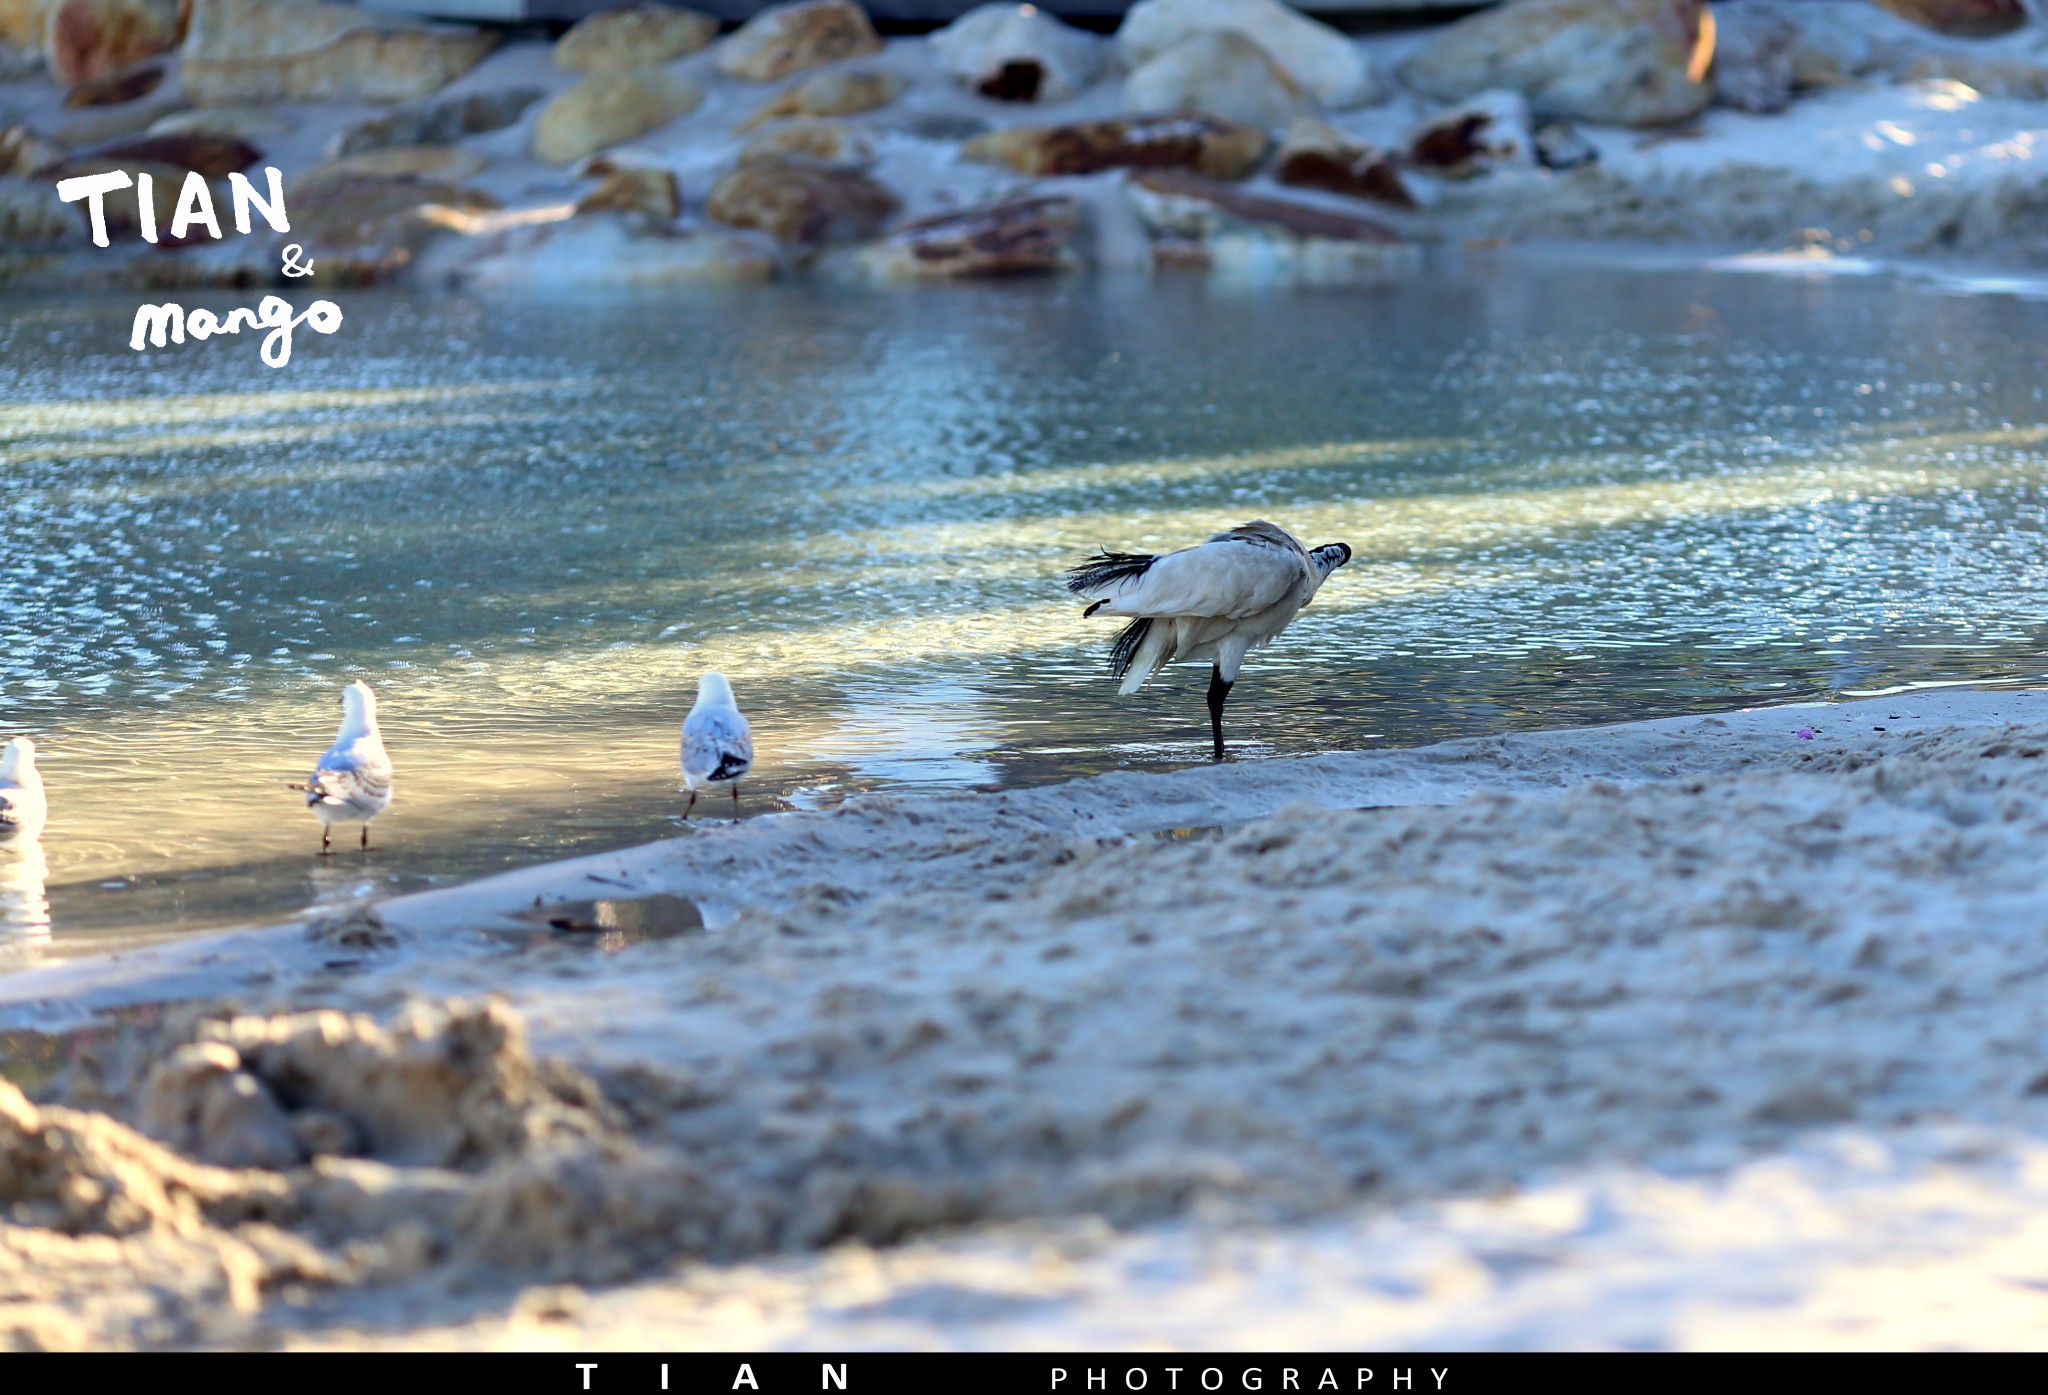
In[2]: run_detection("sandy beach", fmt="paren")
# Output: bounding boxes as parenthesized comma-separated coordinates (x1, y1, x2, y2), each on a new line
(9, 682, 2048, 1349)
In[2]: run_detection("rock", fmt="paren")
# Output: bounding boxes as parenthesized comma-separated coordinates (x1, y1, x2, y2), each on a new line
(1118, 0, 1381, 109)
(963, 113, 1268, 180)
(327, 86, 542, 159)
(716, 0, 880, 82)
(0, 122, 65, 176)
(454, 215, 777, 286)
(930, 3, 1104, 104)
(1398, 0, 1714, 128)
(42, 0, 176, 85)
(897, 111, 988, 141)
(1532, 117, 1597, 170)
(139, 1040, 303, 1171)
(1124, 31, 1306, 130)
(851, 193, 1081, 279)
(287, 173, 500, 281)
(37, 154, 185, 236)
(1273, 117, 1414, 210)
(149, 106, 298, 140)
(309, 143, 488, 182)
(736, 66, 904, 131)
(181, 0, 499, 106)
(1870, 0, 2024, 36)
(574, 164, 680, 219)
(1128, 168, 1415, 281)
(1900, 52, 2048, 98)
(705, 158, 898, 245)
(531, 67, 703, 166)
(1710, 0, 1914, 113)
(90, 132, 260, 179)
(1406, 90, 1534, 179)
(740, 117, 875, 169)
(0, 174, 82, 244)
(61, 57, 161, 107)
(554, 3, 717, 71)
(52, 93, 176, 144)
(0, 0, 47, 46)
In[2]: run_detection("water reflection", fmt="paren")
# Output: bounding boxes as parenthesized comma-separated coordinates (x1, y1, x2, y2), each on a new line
(0, 840, 51, 958)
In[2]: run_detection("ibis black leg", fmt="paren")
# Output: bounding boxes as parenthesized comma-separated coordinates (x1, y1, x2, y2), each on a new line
(1207, 666, 1233, 762)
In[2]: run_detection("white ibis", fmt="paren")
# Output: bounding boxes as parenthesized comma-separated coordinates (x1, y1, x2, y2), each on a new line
(290, 679, 394, 854)
(1066, 520, 1353, 760)
(0, 737, 47, 840)
(682, 671, 753, 818)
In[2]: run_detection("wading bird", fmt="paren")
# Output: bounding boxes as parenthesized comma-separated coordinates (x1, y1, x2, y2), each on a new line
(0, 737, 47, 840)
(290, 679, 393, 854)
(1066, 520, 1353, 760)
(682, 672, 753, 819)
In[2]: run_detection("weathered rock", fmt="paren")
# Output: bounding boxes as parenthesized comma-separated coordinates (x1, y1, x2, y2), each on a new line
(852, 194, 1081, 279)
(716, 0, 880, 81)
(0, 121, 65, 176)
(42, 0, 175, 85)
(287, 173, 500, 281)
(1128, 167, 1415, 281)
(930, 3, 1104, 104)
(90, 132, 259, 179)
(705, 159, 897, 246)
(36, 155, 184, 237)
(0, 0, 47, 46)
(740, 117, 876, 169)
(1709, 0, 1912, 113)
(1398, 0, 1714, 127)
(51, 93, 176, 143)
(1118, 0, 1381, 109)
(735, 66, 904, 131)
(1871, 0, 2024, 36)
(1273, 117, 1414, 210)
(327, 86, 542, 159)
(1406, 90, 1534, 178)
(61, 56, 161, 107)
(311, 143, 489, 182)
(531, 67, 703, 166)
(963, 113, 1268, 180)
(575, 164, 680, 219)
(1533, 117, 1597, 170)
(1900, 52, 2048, 98)
(554, 2, 717, 71)
(181, 0, 499, 106)
(0, 174, 82, 244)
(1125, 31, 1307, 129)
(149, 106, 298, 140)
(455, 216, 777, 286)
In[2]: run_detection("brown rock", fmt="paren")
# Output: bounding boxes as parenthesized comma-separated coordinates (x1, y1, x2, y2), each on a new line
(705, 159, 897, 245)
(855, 194, 1081, 280)
(740, 118, 876, 169)
(181, 0, 498, 106)
(1273, 118, 1415, 210)
(0, 122, 66, 176)
(1407, 91, 1534, 178)
(1871, 0, 2025, 36)
(149, 106, 298, 140)
(89, 132, 258, 178)
(286, 173, 500, 281)
(0, 0, 48, 46)
(554, 3, 717, 72)
(1128, 168, 1416, 281)
(715, 0, 880, 81)
(328, 87, 542, 159)
(62, 56, 161, 107)
(962, 113, 1268, 180)
(531, 67, 703, 166)
(44, 0, 176, 85)
(575, 164, 680, 220)
(37, 155, 184, 238)
(735, 66, 904, 131)
(310, 143, 488, 182)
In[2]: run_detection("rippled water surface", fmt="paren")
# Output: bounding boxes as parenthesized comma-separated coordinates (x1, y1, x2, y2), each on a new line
(6, 261, 2048, 957)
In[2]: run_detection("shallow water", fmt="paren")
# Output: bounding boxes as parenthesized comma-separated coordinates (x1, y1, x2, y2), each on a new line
(5, 258, 2048, 957)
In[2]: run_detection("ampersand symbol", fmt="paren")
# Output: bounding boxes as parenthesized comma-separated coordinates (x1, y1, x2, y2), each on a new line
(280, 243, 315, 278)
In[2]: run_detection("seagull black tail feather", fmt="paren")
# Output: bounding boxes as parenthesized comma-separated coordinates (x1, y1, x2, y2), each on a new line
(1109, 617, 1153, 680)
(1066, 551, 1157, 596)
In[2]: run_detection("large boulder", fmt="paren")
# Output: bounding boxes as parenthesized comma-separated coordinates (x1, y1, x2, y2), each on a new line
(704, 158, 898, 245)
(287, 172, 500, 281)
(735, 66, 903, 130)
(715, 0, 880, 82)
(530, 67, 704, 166)
(1118, 0, 1381, 109)
(180, 0, 499, 106)
(852, 194, 1082, 280)
(1870, 0, 2025, 36)
(42, 0, 173, 84)
(1127, 168, 1416, 282)
(554, 3, 717, 72)
(930, 3, 1104, 103)
(962, 113, 1268, 179)
(327, 87, 543, 159)
(740, 118, 876, 169)
(1398, 0, 1713, 127)
(1273, 117, 1414, 210)
(1125, 31, 1307, 129)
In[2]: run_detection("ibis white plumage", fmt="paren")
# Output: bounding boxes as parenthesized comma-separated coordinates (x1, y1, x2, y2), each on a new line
(1066, 520, 1353, 760)
(291, 679, 394, 854)
(0, 737, 48, 841)
(682, 671, 753, 818)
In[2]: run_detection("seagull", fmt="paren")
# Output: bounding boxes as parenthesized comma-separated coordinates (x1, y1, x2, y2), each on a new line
(289, 679, 393, 854)
(0, 737, 47, 840)
(681, 671, 753, 819)
(1066, 520, 1353, 760)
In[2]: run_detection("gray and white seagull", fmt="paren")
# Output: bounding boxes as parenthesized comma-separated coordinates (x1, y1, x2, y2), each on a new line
(682, 671, 753, 818)
(1066, 520, 1353, 760)
(290, 679, 394, 854)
